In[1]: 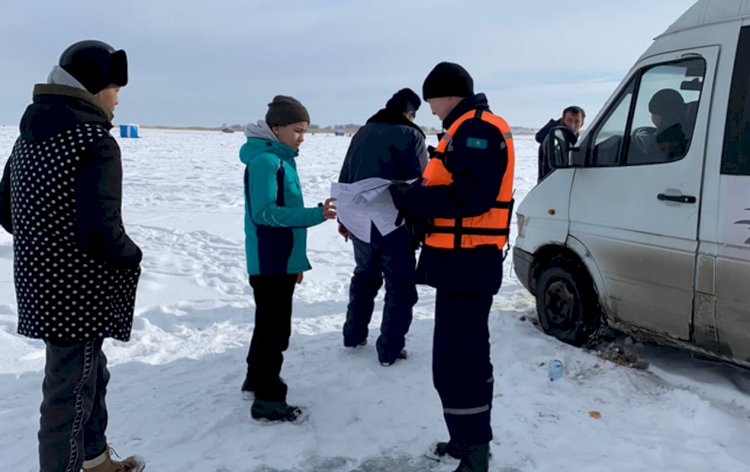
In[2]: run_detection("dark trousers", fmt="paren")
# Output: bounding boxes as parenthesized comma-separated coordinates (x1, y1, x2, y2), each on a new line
(39, 339, 110, 472)
(433, 289, 494, 445)
(343, 226, 417, 362)
(245, 274, 297, 402)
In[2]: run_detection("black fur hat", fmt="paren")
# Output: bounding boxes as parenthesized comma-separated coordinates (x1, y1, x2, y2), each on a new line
(59, 40, 128, 94)
(385, 88, 421, 114)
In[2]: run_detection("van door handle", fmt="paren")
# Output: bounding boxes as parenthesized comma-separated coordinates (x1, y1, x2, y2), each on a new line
(657, 193, 696, 204)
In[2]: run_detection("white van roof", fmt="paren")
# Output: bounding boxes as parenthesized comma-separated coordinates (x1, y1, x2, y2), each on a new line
(660, 0, 750, 37)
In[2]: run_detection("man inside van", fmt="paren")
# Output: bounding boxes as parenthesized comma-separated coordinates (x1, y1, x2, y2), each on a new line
(649, 88, 688, 159)
(536, 106, 585, 181)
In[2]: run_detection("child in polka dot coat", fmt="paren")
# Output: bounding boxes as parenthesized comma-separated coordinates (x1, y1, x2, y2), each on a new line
(0, 41, 145, 472)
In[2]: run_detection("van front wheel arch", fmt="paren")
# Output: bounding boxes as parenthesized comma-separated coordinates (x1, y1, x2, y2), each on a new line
(536, 256, 600, 346)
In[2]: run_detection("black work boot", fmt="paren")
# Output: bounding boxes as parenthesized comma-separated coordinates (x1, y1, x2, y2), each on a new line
(453, 443, 490, 472)
(425, 439, 462, 461)
(250, 399, 308, 424)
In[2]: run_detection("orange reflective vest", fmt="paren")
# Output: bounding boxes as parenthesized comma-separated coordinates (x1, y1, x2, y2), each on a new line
(422, 109, 515, 250)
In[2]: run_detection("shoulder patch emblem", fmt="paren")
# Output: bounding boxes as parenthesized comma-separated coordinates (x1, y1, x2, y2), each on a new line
(466, 137, 488, 149)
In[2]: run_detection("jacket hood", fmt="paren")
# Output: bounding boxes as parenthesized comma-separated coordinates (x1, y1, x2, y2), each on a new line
(19, 84, 113, 142)
(240, 120, 298, 165)
(244, 120, 277, 140)
(442, 93, 491, 130)
(366, 108, 426, 138)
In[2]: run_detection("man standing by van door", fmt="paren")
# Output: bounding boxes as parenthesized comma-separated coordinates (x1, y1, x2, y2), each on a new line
(389, 62, 515, 472)
(338, 88, 428, 366)
(536, 106, 585, 181)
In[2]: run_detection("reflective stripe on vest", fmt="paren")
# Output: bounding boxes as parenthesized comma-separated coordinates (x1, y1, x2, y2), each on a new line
(423, 109, 515, 250)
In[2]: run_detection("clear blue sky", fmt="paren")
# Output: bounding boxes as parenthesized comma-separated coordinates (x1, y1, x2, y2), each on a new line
(0, 0, 698, 129)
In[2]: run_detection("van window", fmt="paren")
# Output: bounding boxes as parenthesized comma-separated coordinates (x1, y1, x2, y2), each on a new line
(588, 58, 705, 167)
(722, 26, 750, 176)
(590, 82, 634, 166)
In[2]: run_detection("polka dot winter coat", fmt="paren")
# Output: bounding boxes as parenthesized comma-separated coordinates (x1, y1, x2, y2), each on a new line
(0, 84, 142, 343)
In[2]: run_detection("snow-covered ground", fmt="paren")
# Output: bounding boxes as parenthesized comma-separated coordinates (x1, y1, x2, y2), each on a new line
(1, 126, 750, 471)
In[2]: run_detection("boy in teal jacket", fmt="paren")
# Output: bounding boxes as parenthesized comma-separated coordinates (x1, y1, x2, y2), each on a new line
(240, 96, 336, 423)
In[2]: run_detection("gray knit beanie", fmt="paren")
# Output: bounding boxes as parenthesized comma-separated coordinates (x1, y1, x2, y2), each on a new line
(265, 95, 310, 127)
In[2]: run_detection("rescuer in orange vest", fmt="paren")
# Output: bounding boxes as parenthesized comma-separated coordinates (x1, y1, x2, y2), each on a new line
(389, 62, 514, 472)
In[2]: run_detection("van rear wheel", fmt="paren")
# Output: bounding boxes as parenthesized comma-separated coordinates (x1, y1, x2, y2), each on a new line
(536, 256, 600, 346)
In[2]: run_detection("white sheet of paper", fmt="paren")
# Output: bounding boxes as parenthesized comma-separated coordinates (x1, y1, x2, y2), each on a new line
(331, 177, 403, 243)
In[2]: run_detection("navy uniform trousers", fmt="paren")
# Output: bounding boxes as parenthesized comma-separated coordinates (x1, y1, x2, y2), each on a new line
(433, 289, 494, 445)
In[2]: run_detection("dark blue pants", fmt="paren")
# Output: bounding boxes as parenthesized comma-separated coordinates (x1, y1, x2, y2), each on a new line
(433, 289, 494, 445)
(343, 226, 417, 363)
(39, 339, 110, 472)
(246, 274, 297, 401)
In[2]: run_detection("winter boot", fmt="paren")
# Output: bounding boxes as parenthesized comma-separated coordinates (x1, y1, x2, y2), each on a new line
(380, 349, 407, 366)
(453, 443, 490, 472)
(250, 399, 309, 424)
(344, 338, 367, 348)
(425, 439, 461, 462)
(82, 447, 145, 472)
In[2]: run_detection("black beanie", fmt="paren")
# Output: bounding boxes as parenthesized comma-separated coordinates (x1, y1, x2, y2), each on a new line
(385, 88, 421, 114)
(265, 95, 310, 127)
(59, 40, 128, 95)
(422, 62, 474, 100)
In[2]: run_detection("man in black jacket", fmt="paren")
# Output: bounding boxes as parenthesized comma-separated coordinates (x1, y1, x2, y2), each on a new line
(536, 105, 585, 181)
(0, 40, 144, 472)
(389, 63, 513, 472)
(338, 88, 427, 366)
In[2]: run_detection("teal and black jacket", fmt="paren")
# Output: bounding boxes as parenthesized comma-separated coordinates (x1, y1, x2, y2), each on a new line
(240, 121, 325, 275)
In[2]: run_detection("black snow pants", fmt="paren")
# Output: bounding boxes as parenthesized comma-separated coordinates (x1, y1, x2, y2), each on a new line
(245, 274, 298, 402)
(433, 289, 494, 445)
(342, 225, 417, 363)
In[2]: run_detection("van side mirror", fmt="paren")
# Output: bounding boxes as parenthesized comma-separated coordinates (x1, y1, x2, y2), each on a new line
(548, 127, 573, 168)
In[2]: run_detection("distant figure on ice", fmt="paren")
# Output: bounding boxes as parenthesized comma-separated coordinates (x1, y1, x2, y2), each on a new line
(536, 105, 585, 181)
(389, 62, 515, 472)
(239, 95, 336, 423)
(0, 40, 145, 472)
(337, 88, 427, 366)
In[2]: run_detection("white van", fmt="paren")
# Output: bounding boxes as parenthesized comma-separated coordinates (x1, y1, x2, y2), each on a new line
(513, 0, 750, 367)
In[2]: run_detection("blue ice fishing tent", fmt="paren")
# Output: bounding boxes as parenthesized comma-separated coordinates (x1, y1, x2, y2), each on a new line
(119, 124, 140, 138)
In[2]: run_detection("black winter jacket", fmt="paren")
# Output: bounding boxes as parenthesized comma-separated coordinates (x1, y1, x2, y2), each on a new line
(0, 84, 142, 342)
(338, 108, 427, 184)
(389, 94, 509, 294)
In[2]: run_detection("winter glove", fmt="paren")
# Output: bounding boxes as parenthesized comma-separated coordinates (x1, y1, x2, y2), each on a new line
(389, 181, 426, 246)
(388, 178, 422, 211)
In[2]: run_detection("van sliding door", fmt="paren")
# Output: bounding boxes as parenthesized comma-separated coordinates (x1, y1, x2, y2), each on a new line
(711, 25, 750, 363)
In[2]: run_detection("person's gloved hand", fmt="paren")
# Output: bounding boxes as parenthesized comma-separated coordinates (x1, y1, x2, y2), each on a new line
(388, 181, 412, 211)
(389, 180, 425, 245)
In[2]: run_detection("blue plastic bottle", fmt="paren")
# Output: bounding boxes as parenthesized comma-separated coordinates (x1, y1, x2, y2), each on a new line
(548, 359, 564, 381)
